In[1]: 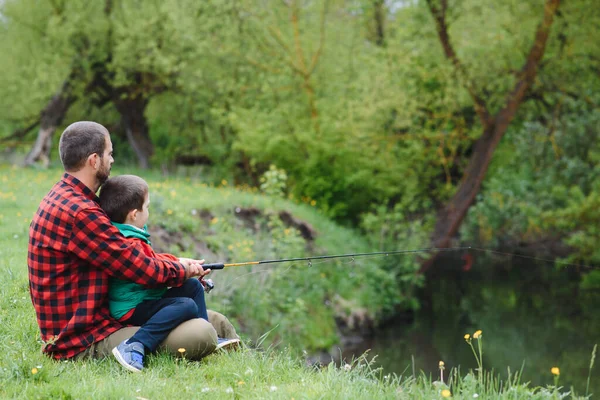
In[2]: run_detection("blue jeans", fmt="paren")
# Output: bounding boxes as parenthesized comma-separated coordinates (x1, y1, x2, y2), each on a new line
(125, 279, 209, 351)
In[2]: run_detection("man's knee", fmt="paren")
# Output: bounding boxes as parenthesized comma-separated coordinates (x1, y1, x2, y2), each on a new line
(159, 318, 217, 360)
(207, 310, 239, 340)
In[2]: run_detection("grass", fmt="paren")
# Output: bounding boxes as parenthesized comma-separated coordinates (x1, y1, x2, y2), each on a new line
(0, 164, 595, 399)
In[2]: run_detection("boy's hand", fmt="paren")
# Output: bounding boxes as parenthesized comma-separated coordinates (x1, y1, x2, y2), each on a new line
(179, 258, 211, 279)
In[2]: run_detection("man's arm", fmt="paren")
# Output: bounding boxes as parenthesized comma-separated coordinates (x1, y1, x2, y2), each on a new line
(68, 207, 188, 287)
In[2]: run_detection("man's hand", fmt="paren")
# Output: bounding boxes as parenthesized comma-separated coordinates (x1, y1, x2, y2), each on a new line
(179, 258, 211, 279)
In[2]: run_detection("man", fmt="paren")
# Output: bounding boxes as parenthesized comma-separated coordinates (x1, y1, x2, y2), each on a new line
(28, 121, 238, 366)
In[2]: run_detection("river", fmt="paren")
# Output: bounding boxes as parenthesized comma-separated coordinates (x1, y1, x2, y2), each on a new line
(342, 255, 599, 395)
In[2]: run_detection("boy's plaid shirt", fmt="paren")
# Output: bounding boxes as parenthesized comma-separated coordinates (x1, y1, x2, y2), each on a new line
(28, 173, 186, 359)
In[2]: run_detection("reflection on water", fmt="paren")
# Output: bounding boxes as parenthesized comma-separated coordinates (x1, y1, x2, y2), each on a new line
(343, 256, 600, 395)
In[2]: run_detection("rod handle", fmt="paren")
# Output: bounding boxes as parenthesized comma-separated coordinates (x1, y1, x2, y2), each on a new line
(202, 263, 225, 270)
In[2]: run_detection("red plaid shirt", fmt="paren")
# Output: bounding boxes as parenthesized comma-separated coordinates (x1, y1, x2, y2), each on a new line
(28, 173, 186, 359)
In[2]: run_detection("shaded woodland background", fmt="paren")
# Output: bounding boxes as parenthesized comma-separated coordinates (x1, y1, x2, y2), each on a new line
(1, 0, 599, 273)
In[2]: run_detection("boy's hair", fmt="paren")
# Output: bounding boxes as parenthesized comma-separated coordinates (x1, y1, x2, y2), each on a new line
(59, 121, 108, 172)
(98, 175, 149, 223)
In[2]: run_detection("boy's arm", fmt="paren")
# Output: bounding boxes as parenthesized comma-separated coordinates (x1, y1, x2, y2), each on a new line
(68, 207, 188, 286)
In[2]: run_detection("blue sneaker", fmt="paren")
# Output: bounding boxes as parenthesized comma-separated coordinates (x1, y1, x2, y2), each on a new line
(216, 337, 240, 351)
(112, 339, 145, 373)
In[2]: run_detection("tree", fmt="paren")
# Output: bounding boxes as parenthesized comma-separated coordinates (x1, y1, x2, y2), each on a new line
(420, 0, 562, 271)
(0, 0, 211, 168)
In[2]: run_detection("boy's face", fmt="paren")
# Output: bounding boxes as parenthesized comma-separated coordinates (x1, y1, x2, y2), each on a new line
(132, 192, 150, 229)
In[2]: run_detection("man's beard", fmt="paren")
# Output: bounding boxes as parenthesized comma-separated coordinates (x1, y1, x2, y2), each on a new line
(96, 162, 111, 186)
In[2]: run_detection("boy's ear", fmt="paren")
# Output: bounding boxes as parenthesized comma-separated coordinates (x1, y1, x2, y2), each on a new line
(127, 209, 138, 222)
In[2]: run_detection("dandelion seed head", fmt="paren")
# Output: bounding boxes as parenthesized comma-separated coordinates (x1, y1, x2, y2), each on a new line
(343, 363, 352, 371)
(225, 387, 233, 393)
(270, 386, 278, 392)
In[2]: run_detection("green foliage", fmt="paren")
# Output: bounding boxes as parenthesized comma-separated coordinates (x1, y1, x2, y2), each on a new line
(461, 95, 600, 257)
(260, 165, 288, 198)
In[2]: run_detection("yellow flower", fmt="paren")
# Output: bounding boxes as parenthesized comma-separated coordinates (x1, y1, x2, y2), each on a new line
(464, 334, 471, 341)
(178, 348, 186, 354)
(473, 330, 482, 339)
(310, 200, 317, 206)
(211, 217, 218, 224)
(167, 209, 173, 215)
(551, 367, 560, 376)
(238, 380, 245, 385)
(439, 361, 445, 368)
(441, 389, 452, 397)
(221, 179, 228, 186)
(31, 368, 38, 374)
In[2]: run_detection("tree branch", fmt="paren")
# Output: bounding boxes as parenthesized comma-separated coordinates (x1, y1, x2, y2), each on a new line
(426, 0, 492, 129)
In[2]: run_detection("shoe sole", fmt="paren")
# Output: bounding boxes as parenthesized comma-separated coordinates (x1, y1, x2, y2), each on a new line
(215, 338, 241, 351)
(112, 347, 142, 373)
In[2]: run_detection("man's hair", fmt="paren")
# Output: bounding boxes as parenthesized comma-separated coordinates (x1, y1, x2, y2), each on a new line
(59, 121, 108, 171)
(98, 175, 149, 223)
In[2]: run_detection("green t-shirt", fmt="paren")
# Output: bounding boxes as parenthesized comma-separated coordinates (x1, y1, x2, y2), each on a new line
(108, 223, 167, 319)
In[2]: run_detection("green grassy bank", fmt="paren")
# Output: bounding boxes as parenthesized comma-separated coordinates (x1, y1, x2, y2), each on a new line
(0, 165, 593, 399)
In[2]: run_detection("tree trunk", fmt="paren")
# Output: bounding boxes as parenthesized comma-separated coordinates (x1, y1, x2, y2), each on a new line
(24, 82, 73, 167)
(421, 0, 561, 273)
(115, 96, 153, 169)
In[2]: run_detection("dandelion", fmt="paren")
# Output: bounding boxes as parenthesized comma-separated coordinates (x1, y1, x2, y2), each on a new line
(310, 200, 316, 206)
(167, 209, 173, 215)
(441, 389, 452, 397)
(238, 381, 245, 385)
(221, 179, 228, 186)
(439, 360, 445, 381)
(473, 394, 479, 398)
(225, 387, 233, 393)
(31, 368, 38, 374)
(201, 388, 210, 393)
(473, 330, 482, 339)
(551, 366, 560, 387)
(270, 386, 278, 392)
(210, 217, 218, 224)
(343, 363, 352, 371)
(178, 348, 186, 358)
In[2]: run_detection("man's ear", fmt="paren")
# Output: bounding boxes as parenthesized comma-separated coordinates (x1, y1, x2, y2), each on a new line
(87, 153, 99, 169)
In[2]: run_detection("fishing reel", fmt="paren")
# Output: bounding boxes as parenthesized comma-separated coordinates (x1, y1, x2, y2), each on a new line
(202, 278, 215, 294)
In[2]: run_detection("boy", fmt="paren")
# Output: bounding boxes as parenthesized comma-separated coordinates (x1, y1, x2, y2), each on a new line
(98, 174, 239, 372)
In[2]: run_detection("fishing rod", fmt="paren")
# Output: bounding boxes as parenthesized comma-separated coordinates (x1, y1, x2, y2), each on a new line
(199, 246, 596, 293)
(201, 246, 473, 270)
(201, 245, 596, 271)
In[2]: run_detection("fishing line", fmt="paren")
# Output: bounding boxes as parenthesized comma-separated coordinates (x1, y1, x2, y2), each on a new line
(202, 246, 598, 272)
